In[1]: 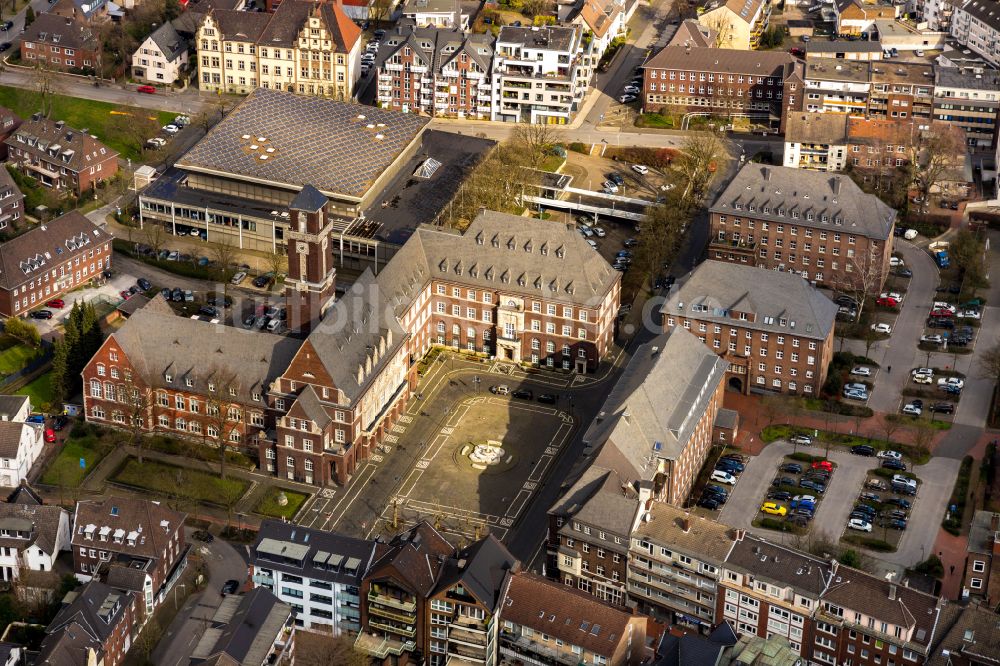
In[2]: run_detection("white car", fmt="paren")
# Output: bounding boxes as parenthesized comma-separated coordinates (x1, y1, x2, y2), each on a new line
(848, 518, 873, 532)
(871, 323, 892, 334)
(710, 470, 737, 485)
(912, 367, 933, 377)
(189, 228, 202, 237)
(660, 183, 676, 191)
(902, 403, 922, 416)
(903, 228, 918, 240)
(602, 181, 619, 193)
(231, 271, 247, 285)
(960, 310, 981, 319)
(921, 334, 943, 344)
(889, 257, 905, 267)
(933, 302, 956, 313)
(938, 377, 965, 389)
(880, 291, 903, 302)
(632, 164, 649, 175)
(915, 49, 925, 56)
(892, 474, 917, 488)
(587, 239, 598, 249)
(912, 373, 933, 385)
(623, 85, 640, 94)
(792, 494, 817, 503)
(146, 137, 166, 148)
(593, 227, 607, 238)
(162, 124, 180, 134)
(878, 450, 902, 460)
(578, 225, 594, 237)
(174, 115, 191, 126)
(850, 366, 873, 377)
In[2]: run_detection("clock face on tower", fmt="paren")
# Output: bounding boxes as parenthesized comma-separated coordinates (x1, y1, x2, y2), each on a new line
(296, 242, 309, 255)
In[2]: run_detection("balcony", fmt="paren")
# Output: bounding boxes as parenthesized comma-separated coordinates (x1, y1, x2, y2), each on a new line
(710, 237, 757, 251)
(500, 634, 581, 666)
(449, 625, 489, 646)
(449, 641, 488, 661)
(369, 592, 416, 612)
(354, 632, 416, 658)
(369, 619, 417, 637)
(369, 604, 417, 624)
(252, 574, 274, 586)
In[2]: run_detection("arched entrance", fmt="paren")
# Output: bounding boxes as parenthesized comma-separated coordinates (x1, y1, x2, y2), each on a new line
(728, 377, 744, 393)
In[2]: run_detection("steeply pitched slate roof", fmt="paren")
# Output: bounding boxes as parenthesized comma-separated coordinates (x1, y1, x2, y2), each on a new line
(663, 263, 838, 341)
(366, 521, 454, 596)
(37, 619, 104, 666)
(289, 183, 328, 212)
(286, 385, 333, 430)
(108, 306, 300, 404)
(0, 421, 28, 459)
(710, 163, 897, 240)
(550, 465, 639, 543)
(655, 622, 738, 666)
(0, 500, 65, 554)
(72, 497, 185, 565)
(666, 19, 717, 47)
(47, 581, 133, 643)
(726, 535, 833, 596)
(147, 22, 187, 63)
(582, 328, 728, 474)
(207, 9, 270, 41)
(207, 588, 291, 665)
(177, 88, 429, 198)
(8, 483, 43, 505)
(927, 602, 1000, 666)
(21, 13, 97, 51)
(5, 117, 117, 174)
(377, 23, 493, 77)
(0, 211, 108, 291)
(104, 565, 150, 592)
(251, 519, 376, 586)
(257, 0, 361, 51)
(0, 395, 29, 421)
(499, 571, 637, 658)
(433, 534, 516, 611)
(957, 0, 1000, 30)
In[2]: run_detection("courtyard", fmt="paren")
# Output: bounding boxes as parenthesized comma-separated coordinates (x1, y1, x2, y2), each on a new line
(378, 395, 574, 543)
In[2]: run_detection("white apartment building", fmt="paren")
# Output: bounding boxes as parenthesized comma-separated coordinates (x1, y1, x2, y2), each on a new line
(951, 0, 1000, 67)
(490, 25, 595, 124)
(921, 0, 956, 30)
(0, 494, 71, 583)
(782, 112, 850, 171)
(0, 420, 43, 489)
(132, 23, 189, 86)
(803, 60, 871, 114)
(250, 520, 375, 634)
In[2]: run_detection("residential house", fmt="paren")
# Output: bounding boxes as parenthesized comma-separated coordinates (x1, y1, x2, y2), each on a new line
(400, 0, 467, 29)
(497, 570, 648, 665)
(0, 397, 30, 424)
(581, 327, 729, 506)
(963, 511, 1000, 607)
(845, 115, 920, 173)
(0, 211, 112, 318)
(37, 581, 138, 666)
(834, 0, 899, 34)
(804, 40, 884, 60)
(490, 25, 596, 124)
(190, 588, 295, 666)
(19, 13, 100, 74)
(927, 602, 1000, 665)
(629, 505, 736, 632)
(640, 46, 804, 133)
(0, 168, 25, 232)
(0, 420, 43, 489)
(652, 623, 740, 665)
(706, 163, 897, 293)
(48, 0, 111, 22)
(868, 61, 934, 121)
(933, 66, 1000, 148)
(803, 60, 871, 115)
(0, 488, 71, 584)
(249, 519, 375, 634)
(4, 116, 119, 194)
(0, 108, 21, 161)
(374, 24, 493, 119)
(570, 0, 631, 57)
(951, 0, 1000, 67)
(196, 0, 363, 97)
(666, 18, 718, 47)
(697, 0, 772, 50)
(132, 22, 189, 85)
(921, 0, 958, 30)
(71, 498, 187, 616)
(662, 262, 839, 395)
(81, 304, 300, 453)
(783, 112, 850, 171)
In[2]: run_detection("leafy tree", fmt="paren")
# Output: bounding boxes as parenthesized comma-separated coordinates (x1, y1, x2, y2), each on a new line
(3, 317, 41, 347)
(50, 339, 71, 404)
(24, 6, 34, 28)
(839, 549, 862, 568)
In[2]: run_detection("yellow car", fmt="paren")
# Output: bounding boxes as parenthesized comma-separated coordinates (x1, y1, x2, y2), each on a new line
(760, 502, 787, 516)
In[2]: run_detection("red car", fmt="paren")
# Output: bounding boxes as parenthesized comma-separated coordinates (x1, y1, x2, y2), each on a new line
(120, 290, 131, 300)
(137, 85, 157, 94)
(44, 428, 56, 443)
(812, 460, 833, 472)
(46, 298, 65, 308)
(929, 309, 953, 318)
(876, 297, 898, 307)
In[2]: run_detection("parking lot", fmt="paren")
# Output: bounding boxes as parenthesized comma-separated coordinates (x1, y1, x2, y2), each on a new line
(718, 439, 961, 568)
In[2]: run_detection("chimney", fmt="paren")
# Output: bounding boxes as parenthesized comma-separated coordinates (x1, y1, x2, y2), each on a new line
(889, 583, 897, 601)
(991, 513, 999, 532)
(833, 176, 842, 196)
(680, 517, 691, 533)
(830, 559, 839, 577)
(762, 166, 770, 181)
(55, 120, 65, 130)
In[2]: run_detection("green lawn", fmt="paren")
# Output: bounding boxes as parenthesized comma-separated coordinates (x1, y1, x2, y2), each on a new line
(0, 86, 174, 161)
(15, 373, 55, 411)
(40, 437, 108, 488)
(112, 458, 249, 505)
(0, 337, 40, 376)
(253, 487, 309, 519)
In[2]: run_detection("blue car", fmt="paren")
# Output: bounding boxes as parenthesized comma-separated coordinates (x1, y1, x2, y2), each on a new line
(27, 414, 45, 424)
(789, 499, 815, 512)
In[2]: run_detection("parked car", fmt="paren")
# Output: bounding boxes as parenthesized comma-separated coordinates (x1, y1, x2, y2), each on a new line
(790, 434, 812, 446)
(146, 137, 167, 148)
(697, 497, 721, 510)
(859, 492, 881, 503)
(850, 366, 873, 377)
(780, 462, 803, 473)
(608, 172, 624, 186)
(930, 402, 955, 414)
(772, 476, 796, 488)
(892, 474, 917, 489)
(767, 491, 793, 502)
(137, 85, 157, 93)
(0, 43, 10, 53)
(901, 403, 922, 417)
(811, 460, 833, 472)
(878, 450, 903, 461)
(631, 164, 649, 175)
(871, 323, 892, 334)
(799, 479, 826, 494)
(882, 518, 908, 530)
(52, 415, 68, 431)
(537, 394, 557, 404)
(253, 273, 275, 288)
(847, 518, 873, 532)
(221, 580, 240, 595)
(938, 377, 965, 390)
(710, 470, 737, 485)
(136, 278, 152, 291)
(46, 299, 65, 308)
(760, 502, 787, 516)
(876, 296, 899, 307)
(884, 497, 911, 510)
(927, 318, 955, 330)
(618, 94, 637, 103)
(896, 268, 913, 277)
(231, 271, 248, 285)
(512, 389, 533, 400)
(851, 445, 875, 456)
(29, 310, 53, 319)
(920, 334, 944, 345)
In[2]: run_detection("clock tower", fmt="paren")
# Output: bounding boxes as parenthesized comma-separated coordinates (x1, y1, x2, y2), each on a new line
(284, 184, 337, 333)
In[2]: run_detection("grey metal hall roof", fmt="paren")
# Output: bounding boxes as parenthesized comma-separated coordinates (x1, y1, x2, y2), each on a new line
(176, 88, 429, 199)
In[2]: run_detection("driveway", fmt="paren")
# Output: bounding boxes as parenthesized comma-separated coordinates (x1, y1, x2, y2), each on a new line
(720, 440, 960, 574)
(151, 530, 249, 666)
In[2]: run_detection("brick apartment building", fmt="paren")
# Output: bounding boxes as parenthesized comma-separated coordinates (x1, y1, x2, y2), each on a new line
(4, 116, 119, 195)
(964, 511, 1000, 606)
(641, 46, 804, 132)
(37, 581, 138, 666)
(71, 498, 187, 615)
(374, 23, 493, 118)
(20, 13, 100, 74)
(0, 211, 111, 318)
(663, 262, 838, 396)
(0, 167, 25, 232)
(845, 115, 920, 173)
(868, 61, 934, 121)
(0, 107, 21, 161)
(708, 163, 897, 293)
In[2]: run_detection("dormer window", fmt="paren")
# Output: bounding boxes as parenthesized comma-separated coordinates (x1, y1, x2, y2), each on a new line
(165, 373, 173, 383)
(208, 382, 216, 392)
(185, 378, 194, 387)
(229, 387, 237, 396)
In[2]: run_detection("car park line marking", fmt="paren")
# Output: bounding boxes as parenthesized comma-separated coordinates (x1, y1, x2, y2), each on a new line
(506, 490, 533, 519)
(320, 462, 378, 528)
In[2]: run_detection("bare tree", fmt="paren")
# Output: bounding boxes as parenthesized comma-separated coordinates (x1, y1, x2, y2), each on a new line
(978, 341, 1000, 387)
(700, 12, 735, 48)
(143, 222, 167, 257)
(674, 134, 728, 202)
(263, 249, 286, 283)
(510, 124, 556, 170)
(368, 0, 393, 25)
(842, 248, 884, 323)
(204, 390, 231, 480)
(637, 195, 687, 287)
(881, 414, 902, 449)
(133, 618, 162, 663)
(109, 105, 162, 158)
(297, 634, 369, 666)
(29, 60, 61, 118)
(122, 371, 153, 464)
(907, 123, 967, 202)
(211, 237, 239, 295)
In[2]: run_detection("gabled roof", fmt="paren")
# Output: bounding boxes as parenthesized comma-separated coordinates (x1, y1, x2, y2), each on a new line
(376, 23, 493, 76)
(0, 421, 29, 460)
(655, 622, 739, 666)
(366, 521, 454, 596)
(550, 465, 639, 541)
(578, 0, 617, 39)
(702, 0, 766, 23)
(433, 534, 517, 612)
(0, 395, 29, 421)
(46, 581, 133, 644)
(0, 211, 107, 291)
(21, 13, 98, 51)
(256, 0, 361, 51)
(726, 534, 832, 596)
(667, 19, 717, 47)
(957, 0, 1000, 31)
(204, 588, 291, 666)
(0, 500, 65, 554)
(7, 482, 43, 505)
(72, 497, 185, 566)
(644, 45, 796, 75)
(634, 503, 736, 565)
(36, 619, 104, 666)
(146, 22, 187, 63)
(205, 9, 270, 41)
(927, 602, 1000, 666)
